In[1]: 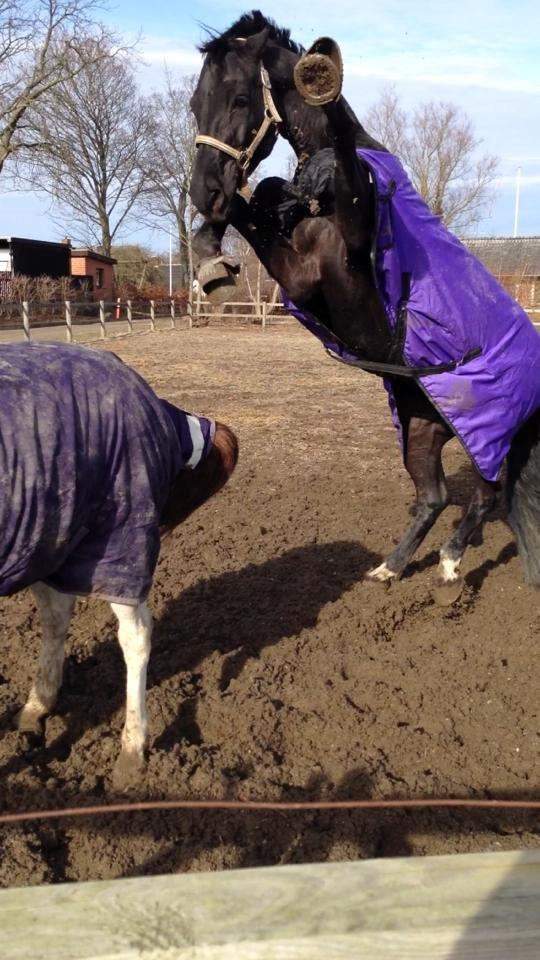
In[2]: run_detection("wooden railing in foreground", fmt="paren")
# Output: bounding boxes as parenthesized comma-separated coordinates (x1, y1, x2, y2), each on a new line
(0, 850, 539, 959)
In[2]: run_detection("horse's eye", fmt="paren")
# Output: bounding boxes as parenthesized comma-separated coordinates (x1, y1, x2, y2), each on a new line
(234, 95, 249, 108)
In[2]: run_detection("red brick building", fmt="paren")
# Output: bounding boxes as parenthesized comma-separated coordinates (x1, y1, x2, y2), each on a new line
(70, 248, 117, 302)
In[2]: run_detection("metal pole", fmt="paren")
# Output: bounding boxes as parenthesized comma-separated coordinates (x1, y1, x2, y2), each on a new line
(150, 299, 155, 331)
(65, 300, 72, 342)
(170, 298, 175, 329)
(262, 300, 267, 330)
(22, 301, 30, 341)
(169, 229, 173, 297)
(513, 166, 522, 238)
(127, 299, 133, 334)
(99, 300, 106, 339)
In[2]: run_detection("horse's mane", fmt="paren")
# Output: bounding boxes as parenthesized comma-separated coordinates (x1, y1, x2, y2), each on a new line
(198, 10, 304, 58)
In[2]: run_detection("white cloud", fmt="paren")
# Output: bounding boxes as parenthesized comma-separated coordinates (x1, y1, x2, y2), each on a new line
(140, 41, 203, 71)
(495, 173, 540, 186)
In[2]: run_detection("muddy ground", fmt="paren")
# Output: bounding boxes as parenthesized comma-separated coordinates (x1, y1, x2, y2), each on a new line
(0, 325, 538, 887)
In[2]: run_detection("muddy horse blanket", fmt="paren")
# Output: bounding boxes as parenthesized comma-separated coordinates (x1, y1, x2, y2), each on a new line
(284, 148, 540, 481)
(0, 343, 214, 603)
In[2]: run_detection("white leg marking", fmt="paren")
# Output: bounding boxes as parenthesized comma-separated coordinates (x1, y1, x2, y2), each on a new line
(367, 562, 397, 582)
(18, 583, 74, 732)
(438, 551, 461, 583)
(111, 601, 153, 770)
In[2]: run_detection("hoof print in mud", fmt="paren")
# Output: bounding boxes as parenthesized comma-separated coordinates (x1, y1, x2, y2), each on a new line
(432, 576, 465, 607)
(112, 751, 146, 793)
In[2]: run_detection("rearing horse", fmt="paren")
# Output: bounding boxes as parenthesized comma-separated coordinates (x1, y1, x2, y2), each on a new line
(190, 11, 540, 599)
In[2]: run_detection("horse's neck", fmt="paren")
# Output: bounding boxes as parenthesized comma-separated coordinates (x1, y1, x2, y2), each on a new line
(275, 81, 379, 159)
(278, 89, 332, 157)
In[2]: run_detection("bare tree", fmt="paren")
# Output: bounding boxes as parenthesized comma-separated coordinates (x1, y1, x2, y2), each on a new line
(0, 0, 113, 174)
(112, 243, 162, 289)
(138, 71, 198, 288)
(19, 42, 151, 254)
(366, 87, 498, 232)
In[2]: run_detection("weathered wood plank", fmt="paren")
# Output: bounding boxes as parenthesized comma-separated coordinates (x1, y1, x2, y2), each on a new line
(0, 850, 539, 959)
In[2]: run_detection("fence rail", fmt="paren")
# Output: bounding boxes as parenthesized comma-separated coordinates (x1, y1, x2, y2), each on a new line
(0, 298, 191, 344)
(0, 296, 296, 342)
(194, 298, 294, 328)
(1, 296, 539, 344)
(0, 850, 539, 959)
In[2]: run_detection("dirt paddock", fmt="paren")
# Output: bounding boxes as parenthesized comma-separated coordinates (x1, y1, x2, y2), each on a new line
(0, 325, 538, 887)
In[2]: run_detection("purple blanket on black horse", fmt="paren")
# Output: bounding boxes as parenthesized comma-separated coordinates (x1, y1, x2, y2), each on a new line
(284, 149, 540, 481)
(0, 343, 214, 604)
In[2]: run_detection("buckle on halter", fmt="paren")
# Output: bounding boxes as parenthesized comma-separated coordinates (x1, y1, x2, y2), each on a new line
(238, 150, 251, 171)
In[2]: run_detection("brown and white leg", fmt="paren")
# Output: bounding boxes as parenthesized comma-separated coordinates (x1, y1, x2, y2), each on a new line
(367, 417, 450, 582)
(111, 600, 153, 788)
(17, 582, 75, 735)
(436, 475, 497, 598)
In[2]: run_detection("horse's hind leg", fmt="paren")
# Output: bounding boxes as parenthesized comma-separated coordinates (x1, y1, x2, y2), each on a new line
(111, 600, 153, 791)
(368, 417, 450, 582)
(17, 583, 75, 736)
(436, 474, 498, 603)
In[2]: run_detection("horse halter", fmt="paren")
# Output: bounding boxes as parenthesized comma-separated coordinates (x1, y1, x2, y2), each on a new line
(195, 64, 282, 174)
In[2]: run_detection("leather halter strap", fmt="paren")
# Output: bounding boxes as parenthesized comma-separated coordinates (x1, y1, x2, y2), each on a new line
(195, 65, 282, 173)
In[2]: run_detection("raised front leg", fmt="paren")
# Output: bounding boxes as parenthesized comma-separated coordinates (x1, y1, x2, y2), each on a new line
(111, 600, 153, 791)
(17, 583, 75, 736)
(294, 39, 378, 262)
(368, 416, 450, 582)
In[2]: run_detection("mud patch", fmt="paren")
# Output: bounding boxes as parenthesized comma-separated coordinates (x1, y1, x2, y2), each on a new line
(0, 327, 538, 887)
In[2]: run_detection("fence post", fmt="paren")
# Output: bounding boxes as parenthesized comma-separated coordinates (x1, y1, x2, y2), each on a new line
(127, 299, 133, 334)
(22, 301, 30, 341)
(65, 300, 72, 342)
(170, 298, 175, 329)
(262, 300, 267, 330)
(150, 299, 155, 331)
(99, 300, 106, 339)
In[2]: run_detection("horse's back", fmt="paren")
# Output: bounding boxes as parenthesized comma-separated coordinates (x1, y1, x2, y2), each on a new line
(0, 343, 181, 602)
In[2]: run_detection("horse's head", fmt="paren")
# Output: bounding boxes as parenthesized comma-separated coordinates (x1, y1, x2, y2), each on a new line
(190, 14, 297, 222)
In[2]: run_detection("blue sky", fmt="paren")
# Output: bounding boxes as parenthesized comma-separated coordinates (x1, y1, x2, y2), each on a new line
(2, 0, 539, 246)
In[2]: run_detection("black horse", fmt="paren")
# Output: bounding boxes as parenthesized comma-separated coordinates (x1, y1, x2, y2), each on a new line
(190, 11, 540, 598)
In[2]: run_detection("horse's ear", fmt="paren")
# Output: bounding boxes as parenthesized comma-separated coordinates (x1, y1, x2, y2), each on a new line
(231, 27, 270, 59)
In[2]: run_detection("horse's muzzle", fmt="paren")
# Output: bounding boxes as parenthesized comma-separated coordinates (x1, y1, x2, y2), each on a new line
(190, 147, 240, 223)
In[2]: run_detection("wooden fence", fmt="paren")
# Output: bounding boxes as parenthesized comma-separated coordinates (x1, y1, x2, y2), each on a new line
(0, 849, 539, 958)
(0, 297, 296, 343)
(0, 298, 189, 343)
(1, 295, 539, 345)
(193, 298, 291, 327)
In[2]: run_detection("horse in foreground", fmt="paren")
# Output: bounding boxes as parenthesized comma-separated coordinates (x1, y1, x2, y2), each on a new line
(0, 342, 238, 788)
(189, 11, 540, 600)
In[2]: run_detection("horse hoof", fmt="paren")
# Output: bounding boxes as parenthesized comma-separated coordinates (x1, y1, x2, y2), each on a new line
(433, 576, 464, 606)
(366, 562, 397, 583)
(112, 749, 146, 792)
(15, 708, 45, 739)
(293, 38, 343, 106)
(197, 256, 239, 305)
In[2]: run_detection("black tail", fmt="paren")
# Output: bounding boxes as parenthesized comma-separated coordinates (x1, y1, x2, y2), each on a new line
(507, 409, 540, 586)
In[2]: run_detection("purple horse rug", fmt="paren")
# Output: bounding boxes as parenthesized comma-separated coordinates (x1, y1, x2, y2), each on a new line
(283, 149, 540, 481)
(0, 343, 214, 604)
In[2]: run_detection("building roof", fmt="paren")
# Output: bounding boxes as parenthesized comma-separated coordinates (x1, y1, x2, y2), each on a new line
(463, 236, 540, 278)
(71, 248, 117, 265)
(0, 236, 69, 250)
